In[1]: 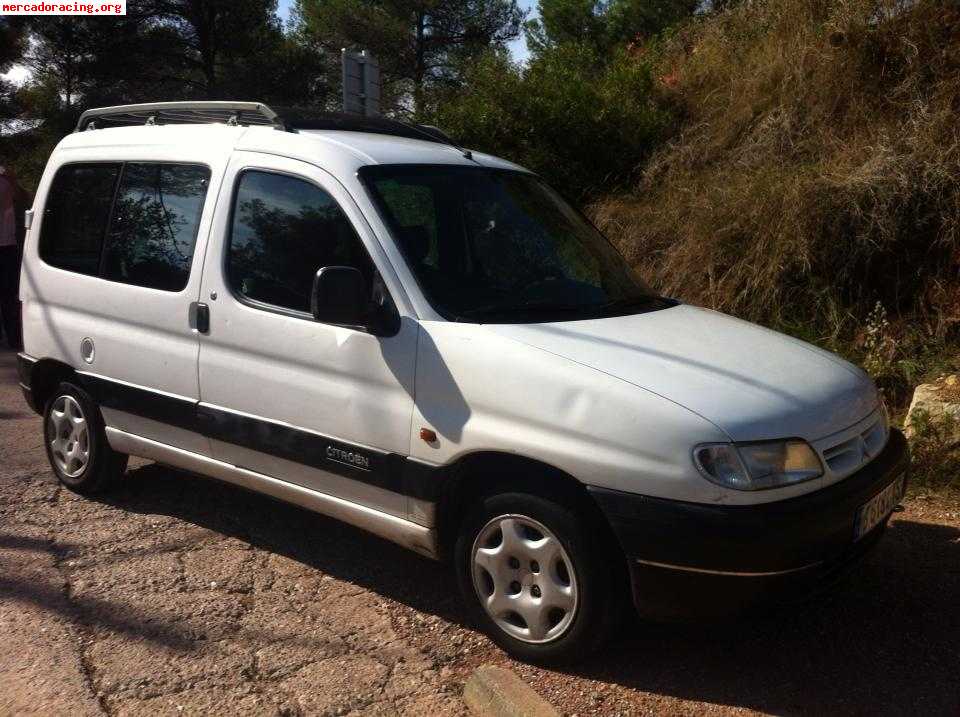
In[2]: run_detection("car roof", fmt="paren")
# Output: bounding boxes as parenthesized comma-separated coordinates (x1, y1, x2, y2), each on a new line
(55, 123, 527, 177)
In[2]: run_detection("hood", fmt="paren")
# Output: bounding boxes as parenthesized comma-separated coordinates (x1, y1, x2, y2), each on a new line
(486, 304, 877, 442)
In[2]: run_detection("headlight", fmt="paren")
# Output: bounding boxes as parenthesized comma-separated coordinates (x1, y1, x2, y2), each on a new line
(693, 440, 823, 491)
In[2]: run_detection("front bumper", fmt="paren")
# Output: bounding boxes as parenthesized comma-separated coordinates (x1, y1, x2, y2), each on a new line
(589, 428, 910, 619)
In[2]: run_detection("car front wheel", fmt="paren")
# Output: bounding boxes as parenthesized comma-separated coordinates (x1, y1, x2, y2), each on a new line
(455, 491, 621, 664)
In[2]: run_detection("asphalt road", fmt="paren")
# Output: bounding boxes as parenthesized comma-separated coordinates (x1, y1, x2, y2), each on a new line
(2, 348, 959, 716)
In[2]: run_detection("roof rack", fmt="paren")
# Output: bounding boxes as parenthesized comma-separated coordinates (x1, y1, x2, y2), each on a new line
(74, 101, 455, 147)
(276, 109, 453, 144)
(75, 101, 283, 132)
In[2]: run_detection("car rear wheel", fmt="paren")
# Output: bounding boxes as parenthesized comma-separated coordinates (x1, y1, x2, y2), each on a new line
(43, 381, 127, 494)
(455, 491, 621, 664)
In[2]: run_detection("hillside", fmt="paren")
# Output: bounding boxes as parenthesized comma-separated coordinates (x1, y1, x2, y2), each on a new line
(592, 0, 960, 406)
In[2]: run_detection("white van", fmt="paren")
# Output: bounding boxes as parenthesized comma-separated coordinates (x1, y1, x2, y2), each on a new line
(17, 102, 908, 663)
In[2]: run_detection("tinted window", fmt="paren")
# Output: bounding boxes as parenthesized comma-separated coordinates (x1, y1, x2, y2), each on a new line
(371, 180, 440, 269)
(363, 165, 663, 322)
(228, 171, 372, 314)
(103, 163, 209, 291)
(40, 164, 120, 275)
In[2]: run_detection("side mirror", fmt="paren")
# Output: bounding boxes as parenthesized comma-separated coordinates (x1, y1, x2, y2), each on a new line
(311, 266, 368, 326)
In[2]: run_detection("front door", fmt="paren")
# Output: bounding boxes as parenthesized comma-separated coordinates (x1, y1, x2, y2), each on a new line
(196, 152, 419, 519)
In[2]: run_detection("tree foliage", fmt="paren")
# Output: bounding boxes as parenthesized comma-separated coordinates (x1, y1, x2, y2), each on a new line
(4, 0, 332, 183)
(434, 43, 670, 199)
(15, 0, 330, 124)
(295, 0, 524, 114)
(6, 0, 682, 195)
(141, 0, 323, 100)
(526, 0, 697, 56)
(430, 0, 692, 198)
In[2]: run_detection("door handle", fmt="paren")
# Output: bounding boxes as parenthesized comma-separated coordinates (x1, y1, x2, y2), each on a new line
(189, 302, 210, 334)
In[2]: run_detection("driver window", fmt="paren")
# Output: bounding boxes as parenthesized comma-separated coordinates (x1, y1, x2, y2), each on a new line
(227, 170, 373, 314)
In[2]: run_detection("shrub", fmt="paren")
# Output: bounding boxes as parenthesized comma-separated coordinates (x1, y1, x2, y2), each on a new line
(907, 407, 960, 494)
(433, 44, 672, 200)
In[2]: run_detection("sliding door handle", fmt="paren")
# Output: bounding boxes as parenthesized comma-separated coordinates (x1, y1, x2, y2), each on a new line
(189, 302, 210, 334)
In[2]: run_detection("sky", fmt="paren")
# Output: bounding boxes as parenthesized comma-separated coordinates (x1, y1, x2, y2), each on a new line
(2, 0, 536, 86)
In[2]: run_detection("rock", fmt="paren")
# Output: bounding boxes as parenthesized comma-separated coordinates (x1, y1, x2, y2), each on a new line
(464, 665, 558, 717)
(904, 381, 960, 439)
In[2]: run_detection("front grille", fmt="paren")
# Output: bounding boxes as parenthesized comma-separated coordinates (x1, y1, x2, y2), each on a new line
(821, 416, 888, 476)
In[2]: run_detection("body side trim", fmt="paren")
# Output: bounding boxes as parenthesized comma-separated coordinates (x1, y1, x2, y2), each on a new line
(198, 400, 391, 456)
(69, 369, 445, 501)
(76, 370, 197, 403)
(196, 401, 404, 489)
(77, 371, 198, 429)
(105, 427, 439, 558)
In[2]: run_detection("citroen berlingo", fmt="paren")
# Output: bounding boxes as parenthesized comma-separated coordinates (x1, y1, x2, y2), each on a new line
(17, 102, 909, 663)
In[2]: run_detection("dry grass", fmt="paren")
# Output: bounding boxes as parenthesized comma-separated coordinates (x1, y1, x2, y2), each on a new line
(593, 0, 960, 360)
(906, 407, 960, 492)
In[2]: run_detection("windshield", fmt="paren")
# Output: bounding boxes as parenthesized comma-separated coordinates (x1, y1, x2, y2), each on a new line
(360, 165, 671, 323)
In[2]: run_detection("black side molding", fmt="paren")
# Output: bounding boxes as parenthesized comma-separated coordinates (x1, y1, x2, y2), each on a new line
(73, 370, 445, 502)
(78, 373, 198, 429)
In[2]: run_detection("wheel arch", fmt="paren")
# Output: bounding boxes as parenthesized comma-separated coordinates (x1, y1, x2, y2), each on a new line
(24, 357, 77, 414)
(434, 451, 621, 563)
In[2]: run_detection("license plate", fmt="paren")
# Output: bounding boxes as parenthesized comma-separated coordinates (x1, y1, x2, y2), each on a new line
(855, 475, 905, 541)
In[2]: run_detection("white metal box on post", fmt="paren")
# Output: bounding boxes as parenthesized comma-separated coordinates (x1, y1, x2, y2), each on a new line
(341, 49, 381, 117)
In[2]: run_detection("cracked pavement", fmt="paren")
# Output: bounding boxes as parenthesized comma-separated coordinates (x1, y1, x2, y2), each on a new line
(3, 349, 960, 716)
(0, 464, 470, 716)
(0, 352, 472, 716)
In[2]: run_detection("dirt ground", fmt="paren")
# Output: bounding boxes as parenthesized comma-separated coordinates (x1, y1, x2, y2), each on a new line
(2, 349, 959, 716)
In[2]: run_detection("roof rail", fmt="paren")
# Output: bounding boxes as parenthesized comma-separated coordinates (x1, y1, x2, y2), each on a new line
(75, 101, 283, 132)
(276, 110, 452, 145)
(74, 101, 463, 152)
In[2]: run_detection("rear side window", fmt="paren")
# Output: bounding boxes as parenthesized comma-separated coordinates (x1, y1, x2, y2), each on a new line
(103, 164, 210, 291)
(39, 161, 209, 291)
(40, 164, 120, 275)
(227, 170, 373, 314)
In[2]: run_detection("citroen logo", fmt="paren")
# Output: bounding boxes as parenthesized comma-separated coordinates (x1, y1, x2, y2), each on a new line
(326, 445, 371, 470)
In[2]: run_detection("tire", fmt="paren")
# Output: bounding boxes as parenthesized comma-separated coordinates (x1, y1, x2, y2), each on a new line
(43, 381, 127, 495)
(455, 491, 622, 664)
